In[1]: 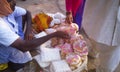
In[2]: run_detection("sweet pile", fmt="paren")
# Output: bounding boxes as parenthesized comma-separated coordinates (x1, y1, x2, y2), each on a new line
(33, 12, 88, 72)
(45, 22, 88, 71)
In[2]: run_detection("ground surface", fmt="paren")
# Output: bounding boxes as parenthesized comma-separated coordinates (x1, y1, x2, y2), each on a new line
(17, 0, 66, 17)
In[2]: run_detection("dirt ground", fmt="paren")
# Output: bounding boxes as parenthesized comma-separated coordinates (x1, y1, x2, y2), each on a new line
(17, 0, 66, 17)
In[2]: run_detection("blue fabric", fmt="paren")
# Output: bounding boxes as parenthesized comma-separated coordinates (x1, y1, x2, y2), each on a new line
(6, 7, 24, 39)
(0, 43, 13, 63)
(0, 43, 32, 64)
(73, 0, 86, 29)
(6, 6, 26, 39)
(15, 16, 24, 39)
(6, 14, 18, 34)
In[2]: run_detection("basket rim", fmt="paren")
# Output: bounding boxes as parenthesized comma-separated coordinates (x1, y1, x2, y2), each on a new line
(72, 56, 88, 72)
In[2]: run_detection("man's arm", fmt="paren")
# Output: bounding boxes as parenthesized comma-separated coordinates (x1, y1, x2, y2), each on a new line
(10, 31, 70, 52)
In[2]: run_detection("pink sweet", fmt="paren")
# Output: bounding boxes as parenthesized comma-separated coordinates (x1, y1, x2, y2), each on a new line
(66, 53, 82, 66)
(56, 23, 78, 36)
(73, 40, 88, 56)
(51, 22, 88, 57)
(61, 43, 73, 53)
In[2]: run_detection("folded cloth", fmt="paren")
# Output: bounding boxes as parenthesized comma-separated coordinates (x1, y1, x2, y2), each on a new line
(40, 47, 61, 62)
(33, 54, 50, 68)
(34, 31, 52, 52)
(50, 60, 72, 72)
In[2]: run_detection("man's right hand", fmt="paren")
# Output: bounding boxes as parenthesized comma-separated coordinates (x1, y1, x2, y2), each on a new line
(53, 31, 70, 39)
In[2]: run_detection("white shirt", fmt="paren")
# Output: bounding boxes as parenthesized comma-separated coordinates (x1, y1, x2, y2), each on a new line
(0, 17, 19, 46)
(0, 6, 32, 63)
(5, 6, 26, 35)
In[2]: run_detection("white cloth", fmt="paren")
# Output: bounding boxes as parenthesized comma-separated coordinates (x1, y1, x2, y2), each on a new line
(112, 6, 120, 46)
(40, 47, 61, 62)
(0, 18, 19, 46)
(50, 60, 71, 72)
(114, 63, 120, 72)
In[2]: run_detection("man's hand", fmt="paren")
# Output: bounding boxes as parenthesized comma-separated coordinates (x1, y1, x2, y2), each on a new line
(53, 31, 70, 39)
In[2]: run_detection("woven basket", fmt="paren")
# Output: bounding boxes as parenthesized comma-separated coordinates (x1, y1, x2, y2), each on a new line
(42, 56, 88, 72)
(72, 56, 88, 72)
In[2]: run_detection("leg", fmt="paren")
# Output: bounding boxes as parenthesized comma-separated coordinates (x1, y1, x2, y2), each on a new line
(97, 45, 120, 72)
(0, 43, 11, 63)
(0, 43, 32, 71)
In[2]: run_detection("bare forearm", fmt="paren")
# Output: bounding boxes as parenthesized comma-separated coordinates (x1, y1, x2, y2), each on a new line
(11, 31, 70, 52)
(11, 33, 55, 52)
(23, 33, 54, 50)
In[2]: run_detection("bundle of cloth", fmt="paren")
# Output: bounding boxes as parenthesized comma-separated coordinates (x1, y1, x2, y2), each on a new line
(32, 12, 66, 33)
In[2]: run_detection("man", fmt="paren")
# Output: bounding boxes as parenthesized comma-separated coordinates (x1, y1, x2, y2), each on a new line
(0, 0, 70, 71)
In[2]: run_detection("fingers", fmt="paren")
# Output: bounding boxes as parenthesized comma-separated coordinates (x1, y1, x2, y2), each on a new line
(56, 31, 70, 39)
